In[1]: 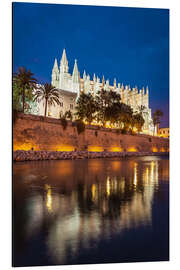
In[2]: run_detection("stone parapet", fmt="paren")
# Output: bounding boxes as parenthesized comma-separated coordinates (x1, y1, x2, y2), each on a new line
(13, 113, 169, 153)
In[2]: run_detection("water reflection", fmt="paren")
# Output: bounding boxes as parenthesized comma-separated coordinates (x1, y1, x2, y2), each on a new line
(13, 157, 169, 266)
(45, 184, 52, 212)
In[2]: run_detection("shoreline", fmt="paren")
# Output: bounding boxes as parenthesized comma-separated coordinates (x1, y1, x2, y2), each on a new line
(13, 150, 169, 162)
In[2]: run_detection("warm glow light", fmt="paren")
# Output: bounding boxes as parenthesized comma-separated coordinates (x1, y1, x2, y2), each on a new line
(145, 167, 149, 183)
(127, 147, 137, 152)
(112, 161, 121, 171)
(133, 163, 138, 186)
(106, 177, 111, 196)
(110, 147, 123, 152)
(119, 178, 125, 193)
(13, 143, 36, 151)
(152, 147, 158, 152)
(160, 147, 165, 152)
(91, 184, 96, 201)
(45, 184, 52, 212)
(150, 161, 155, 182)
(105, 121, 112, 128)
(88, 146, 104, 152)
(56, 145, 75, 151)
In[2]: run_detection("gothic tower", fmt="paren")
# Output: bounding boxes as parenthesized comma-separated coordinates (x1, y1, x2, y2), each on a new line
(59, 49, 69, 89)
(51, 58, 59, 88)
(72, 59, 80, 95)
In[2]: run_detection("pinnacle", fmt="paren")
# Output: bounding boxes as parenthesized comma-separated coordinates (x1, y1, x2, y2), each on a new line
(53, 58, 58, 70)
(61, 48, 68, 64)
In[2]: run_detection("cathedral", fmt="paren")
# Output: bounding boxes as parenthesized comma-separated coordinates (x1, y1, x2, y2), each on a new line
(37, 49, 154, 135)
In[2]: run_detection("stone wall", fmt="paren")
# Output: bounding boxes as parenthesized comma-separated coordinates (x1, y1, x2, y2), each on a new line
(13, 113, 169, 152)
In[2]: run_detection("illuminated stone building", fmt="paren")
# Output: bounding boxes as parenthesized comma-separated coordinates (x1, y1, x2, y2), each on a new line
(37, 88, 77, 119)
(158, 127, 169, 138)
(38, 49, 154, 134)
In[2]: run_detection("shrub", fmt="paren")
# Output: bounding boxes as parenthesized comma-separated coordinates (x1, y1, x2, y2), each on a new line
(129, 130, 136, 135)
(60, 117, 68, 130)
(75, 120, 85, 134)
(120, 128, 127, 134)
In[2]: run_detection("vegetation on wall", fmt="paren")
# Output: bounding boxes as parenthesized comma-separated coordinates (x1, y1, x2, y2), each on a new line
(75, 92, 97, 124)
(60, 117, 68, 130)
(75, 90, 145, 134)
(13, 67, 37, 113)
(75, 120, 85, 135)
(13, 80, 35, 112)
(95, 130, 98, 137)
(64, 110, 73, 121)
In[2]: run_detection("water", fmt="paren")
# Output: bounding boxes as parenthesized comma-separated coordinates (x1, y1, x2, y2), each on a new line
(13, 156, 169, 266)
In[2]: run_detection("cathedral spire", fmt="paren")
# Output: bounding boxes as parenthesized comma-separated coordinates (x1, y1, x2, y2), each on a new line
(53, 58, 58, 70)
(52, 58, 59, 88)
(61, 49, 68, 64)
(60, 48, 69, 73)
(142, 87, 145, 95)
(93, 73, 96, 82)
(114, 78, 116, 89)
(83, 70, 86, 80)
(146, 86, 149, 95)
(72, 59, 79, 83)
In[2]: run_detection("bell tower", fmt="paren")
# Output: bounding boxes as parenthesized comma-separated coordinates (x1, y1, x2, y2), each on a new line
(51, 58, 59, 88)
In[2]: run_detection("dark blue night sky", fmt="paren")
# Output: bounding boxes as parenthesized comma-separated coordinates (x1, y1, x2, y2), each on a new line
(13, 2, 169, 127)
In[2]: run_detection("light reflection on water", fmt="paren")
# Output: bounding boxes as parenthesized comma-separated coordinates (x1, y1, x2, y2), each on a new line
(13, 156, 169, 266)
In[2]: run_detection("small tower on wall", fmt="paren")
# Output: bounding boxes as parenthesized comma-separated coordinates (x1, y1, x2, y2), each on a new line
(51, 58, 59, 88)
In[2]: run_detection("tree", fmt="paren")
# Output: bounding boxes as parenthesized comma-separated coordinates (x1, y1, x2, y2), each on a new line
(13, 67, 37, 113)
(64, 110, 73, 121)
(138, 105, 146, 114)
(13, 81, 35, 112)
(13, 81, 22, 111)
(75, 92, 97, 124)
(95, 89, 121, 126)
(133, 113, 145, 132)
(34, 83, 60, 117)
(118, 103, 133, 131)
(152, 109, 163, 135)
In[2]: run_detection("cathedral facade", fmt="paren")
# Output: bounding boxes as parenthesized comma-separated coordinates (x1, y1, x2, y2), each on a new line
(38, 49, 154, 135)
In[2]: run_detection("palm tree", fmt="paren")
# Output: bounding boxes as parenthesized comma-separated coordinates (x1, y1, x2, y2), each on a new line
(13, 67, 37, 113)
(152, 109, 163, 135)
(34, 83, 60, 117)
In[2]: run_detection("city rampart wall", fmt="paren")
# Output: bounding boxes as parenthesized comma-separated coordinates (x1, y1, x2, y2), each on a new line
(13, 113, 169, 153)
